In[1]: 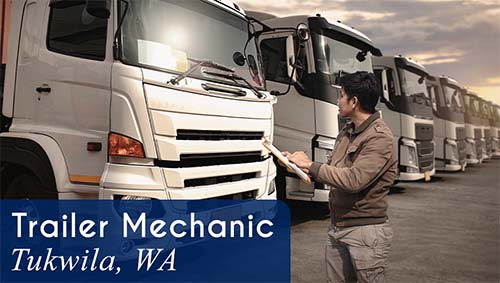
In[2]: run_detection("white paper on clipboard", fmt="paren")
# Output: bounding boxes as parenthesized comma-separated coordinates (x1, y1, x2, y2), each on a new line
(262, 139, 312, 184)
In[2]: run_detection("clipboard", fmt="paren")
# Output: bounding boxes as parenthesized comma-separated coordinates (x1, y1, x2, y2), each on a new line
(262, 139, 312, 185)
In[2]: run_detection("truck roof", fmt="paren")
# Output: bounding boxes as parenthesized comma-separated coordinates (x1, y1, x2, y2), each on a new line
(439, 76, 463, 89)
(464, 88, 480, 98)
(247, 13, 382, 56)
(375, 55, 429, 77)
(396, 56, 427, 73)
(207, 0, 246, 17)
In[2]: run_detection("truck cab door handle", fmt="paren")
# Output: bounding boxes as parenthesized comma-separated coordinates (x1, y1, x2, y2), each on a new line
(36, 85, 51, 93)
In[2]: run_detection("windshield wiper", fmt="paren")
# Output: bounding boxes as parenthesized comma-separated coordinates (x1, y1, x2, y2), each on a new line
(168, 58, 234, 85)
(203, 70, 264, 99)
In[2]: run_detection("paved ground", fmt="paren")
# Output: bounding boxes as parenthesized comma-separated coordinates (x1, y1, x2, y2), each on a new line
(288, 159, 500, 283)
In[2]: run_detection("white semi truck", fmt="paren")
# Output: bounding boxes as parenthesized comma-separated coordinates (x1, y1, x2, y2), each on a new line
(478, 96, 493, 160)
(0, 0, 277, 200)
(487, 102, 500, 158)
(248, 13, 382, 202)
(463, 89, 485, 164)
(373, 56, 435, 181)
(426, 75, 467, 171)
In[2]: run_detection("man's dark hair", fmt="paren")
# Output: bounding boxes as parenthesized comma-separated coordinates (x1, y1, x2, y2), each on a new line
(338, 71, 380, 114)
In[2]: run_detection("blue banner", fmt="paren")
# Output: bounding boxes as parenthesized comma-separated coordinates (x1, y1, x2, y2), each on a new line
(0, 200, 290, 282)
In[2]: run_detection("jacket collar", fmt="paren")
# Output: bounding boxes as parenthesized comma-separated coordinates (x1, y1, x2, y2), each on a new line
(346, 112, 381, 135)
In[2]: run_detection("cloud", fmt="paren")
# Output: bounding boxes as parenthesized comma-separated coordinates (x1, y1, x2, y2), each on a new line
(466, 86, 500, 104)
(323, 11, 395, 21)
(407, 49, 465, 65)
(418, 0, 498, 4)
(485, 77, 500, 85)
(237, 0, 394, 21)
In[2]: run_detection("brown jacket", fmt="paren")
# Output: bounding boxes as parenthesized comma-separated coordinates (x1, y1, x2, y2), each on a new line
(310, 112, 397, 228)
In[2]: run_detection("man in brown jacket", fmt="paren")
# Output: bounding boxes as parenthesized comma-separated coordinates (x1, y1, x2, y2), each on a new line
(285, 71, 397, 283)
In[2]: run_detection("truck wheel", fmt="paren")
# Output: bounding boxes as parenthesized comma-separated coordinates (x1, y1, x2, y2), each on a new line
(275, 163, 287, 200)
(3, 172, 57, 199)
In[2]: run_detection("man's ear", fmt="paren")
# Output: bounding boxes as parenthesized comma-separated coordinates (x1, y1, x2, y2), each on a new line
(352, 96, 359, 109)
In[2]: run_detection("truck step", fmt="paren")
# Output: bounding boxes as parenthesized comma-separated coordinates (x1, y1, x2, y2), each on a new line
(288, 191, 314, 198)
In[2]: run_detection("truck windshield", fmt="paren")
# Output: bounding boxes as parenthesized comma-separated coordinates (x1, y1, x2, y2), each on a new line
(120, 0, 263, 88)
(464, 95, 480, 116)
(397, 68, 428, 99)
(312, 33, 372, 75)
(443, 85, 464, 113)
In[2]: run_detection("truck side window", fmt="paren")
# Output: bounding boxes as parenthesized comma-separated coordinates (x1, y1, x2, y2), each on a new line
(386, 69, 397, 97)
(427, 86, 438, 112)
(374, 69, 384, 95)
(47, 2, 107, 60)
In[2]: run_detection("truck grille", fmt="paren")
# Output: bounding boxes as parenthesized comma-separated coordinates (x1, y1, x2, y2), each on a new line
(456, 127, 465, 141)
(484, 129, 490, 138)
(177, 130, 263, 141)
(187, 192, 259, 210)
(415, 124, 434, 141)
(184, 172, 257, 187)
(154, 151, 265, 168)
(416, 140, 434, 172)
(474, 129, 482, 140)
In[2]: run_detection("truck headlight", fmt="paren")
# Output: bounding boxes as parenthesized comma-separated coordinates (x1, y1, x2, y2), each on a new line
(400, 138, 418, 168)
(465, 139, 476, 159)
(445, 141, 458, 161)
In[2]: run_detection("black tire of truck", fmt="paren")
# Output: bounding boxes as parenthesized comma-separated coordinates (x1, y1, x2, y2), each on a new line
(273, 156, 287, 200)
(0, 64, 10, 132)
(3, 172, 57, 199)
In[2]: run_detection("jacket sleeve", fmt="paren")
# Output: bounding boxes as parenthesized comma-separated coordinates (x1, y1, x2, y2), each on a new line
(309, 132, 394, 194)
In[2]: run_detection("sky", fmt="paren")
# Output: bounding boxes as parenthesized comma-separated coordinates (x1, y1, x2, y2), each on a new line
(237, 0, 500, 104)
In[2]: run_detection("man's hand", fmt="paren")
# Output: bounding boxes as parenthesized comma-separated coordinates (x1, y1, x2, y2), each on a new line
(283, 151, 313, 174)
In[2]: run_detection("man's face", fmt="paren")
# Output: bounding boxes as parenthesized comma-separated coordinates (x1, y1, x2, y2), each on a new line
(338, 88, 355, 118)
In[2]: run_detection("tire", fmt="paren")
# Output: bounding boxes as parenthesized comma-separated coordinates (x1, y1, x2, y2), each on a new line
(273, 157, 287, 201)
(3, 172, 57, 199)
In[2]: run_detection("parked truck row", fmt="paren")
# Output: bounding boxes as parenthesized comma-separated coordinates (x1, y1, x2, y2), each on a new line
(249, 11, 499, 203)
(1, 0, 498, 202)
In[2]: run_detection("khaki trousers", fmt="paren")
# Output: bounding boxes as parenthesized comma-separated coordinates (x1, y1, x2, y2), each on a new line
(326, 222, 393, 283)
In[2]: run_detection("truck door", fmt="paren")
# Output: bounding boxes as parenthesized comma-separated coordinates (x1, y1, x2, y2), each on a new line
(12, 0, 44, 122)
(21, 0, 112, 188)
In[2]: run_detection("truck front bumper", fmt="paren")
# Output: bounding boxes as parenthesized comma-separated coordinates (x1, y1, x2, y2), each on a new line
(398, 168, 436, 182)
(99, 159, 277, 200)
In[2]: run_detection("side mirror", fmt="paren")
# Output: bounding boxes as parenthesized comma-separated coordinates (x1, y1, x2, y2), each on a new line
(296, 23, 310, 42)
(285, 35, 296, 83)
(86, 0, 111, 19)
(356, 51, 366, 62)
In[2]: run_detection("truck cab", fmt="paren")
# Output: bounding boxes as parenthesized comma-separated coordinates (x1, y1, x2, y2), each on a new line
(463, 89, 485, 164)
(249, 14, 381, 202)
(1, 0, 277, 200)
(373, 56, 435, 181)
(478, 97, 493, 160)
(426, 75, 467, 171)
(488, 103, 500, 158)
